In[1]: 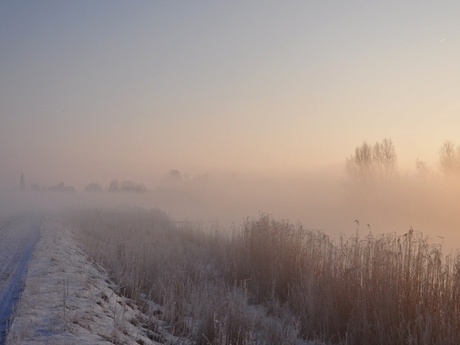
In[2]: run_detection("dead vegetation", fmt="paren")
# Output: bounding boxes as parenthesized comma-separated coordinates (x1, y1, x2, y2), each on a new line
(71, 208, 460, 345)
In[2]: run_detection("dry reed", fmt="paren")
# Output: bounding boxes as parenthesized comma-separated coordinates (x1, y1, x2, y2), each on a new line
(70, 208, 460, 345)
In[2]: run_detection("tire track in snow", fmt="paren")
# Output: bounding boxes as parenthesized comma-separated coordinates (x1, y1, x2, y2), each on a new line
(0, 216, 41, 345)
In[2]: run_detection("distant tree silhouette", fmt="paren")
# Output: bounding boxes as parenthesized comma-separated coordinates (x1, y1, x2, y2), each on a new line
(439, 140, 460, 175)
(108, 180, 120, 192)
(415, 159, 429, 176)
(49, 182, 75, 192)
(346, 138, 397, 182)
(108, 179, 146, 193)
(346, 142, 373, 180)
(167, 169, 183, 181)
(85, 183, 103, 192)
(373, 138, 397, 175)
(119, 180, 146, 193)
(31, 183, 41, 191)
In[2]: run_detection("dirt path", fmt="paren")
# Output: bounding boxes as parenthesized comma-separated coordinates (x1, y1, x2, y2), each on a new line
(0, 216, 41, 344)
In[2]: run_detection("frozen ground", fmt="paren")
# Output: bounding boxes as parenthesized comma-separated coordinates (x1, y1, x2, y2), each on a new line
(5, 218, 184, 345)
(0, 216, 41, 344)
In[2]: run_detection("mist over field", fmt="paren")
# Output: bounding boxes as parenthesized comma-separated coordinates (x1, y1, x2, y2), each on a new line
(2, 1, 460, 249)
(2, 163, 460, 252)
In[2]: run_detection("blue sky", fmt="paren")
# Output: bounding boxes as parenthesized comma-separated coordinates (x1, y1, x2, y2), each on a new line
(1, 1, 460, 187)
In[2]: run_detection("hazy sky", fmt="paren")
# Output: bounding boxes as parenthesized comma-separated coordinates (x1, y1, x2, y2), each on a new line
(1, 1, 460, 188)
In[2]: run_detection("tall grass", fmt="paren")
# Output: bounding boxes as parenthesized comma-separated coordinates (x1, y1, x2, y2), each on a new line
(70, 208, 460, 345)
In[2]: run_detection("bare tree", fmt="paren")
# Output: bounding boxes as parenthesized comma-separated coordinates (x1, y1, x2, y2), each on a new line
(439, 141, 460, 175)
(346, 142, 374, 181)
(373, 138, 397, 175)
(346, 138, 397, 182)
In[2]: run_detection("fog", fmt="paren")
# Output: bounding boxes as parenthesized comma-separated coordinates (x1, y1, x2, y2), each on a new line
(2, 167, 460, 252)
(2, 3, 460, 252)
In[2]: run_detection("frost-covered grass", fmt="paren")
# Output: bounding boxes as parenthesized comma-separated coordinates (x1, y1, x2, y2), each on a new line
(71, 208, 460, 345)
(6, 219, 184, 345)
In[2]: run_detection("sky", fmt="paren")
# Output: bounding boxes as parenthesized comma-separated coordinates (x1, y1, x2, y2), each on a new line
(1, 1, 460, 189)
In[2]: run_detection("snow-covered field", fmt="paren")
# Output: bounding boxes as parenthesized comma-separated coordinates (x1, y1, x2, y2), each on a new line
(6, 218, 183, 345)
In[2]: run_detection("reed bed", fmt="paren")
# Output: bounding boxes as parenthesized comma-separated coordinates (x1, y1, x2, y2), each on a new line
(71, 208, 460, 345)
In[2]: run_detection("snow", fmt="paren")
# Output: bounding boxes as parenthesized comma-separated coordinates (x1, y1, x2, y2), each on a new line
(0, 216, 40, 344)
(6, 219, 181, 345)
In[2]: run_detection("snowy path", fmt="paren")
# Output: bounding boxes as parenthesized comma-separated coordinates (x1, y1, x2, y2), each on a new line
(6, 219, 183, 345)
(0, 216, 41, 344)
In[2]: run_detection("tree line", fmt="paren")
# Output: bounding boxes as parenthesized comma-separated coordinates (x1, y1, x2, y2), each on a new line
(346, 138, 397, 181)
(346, 138, 459, 181)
